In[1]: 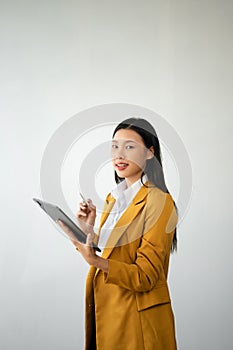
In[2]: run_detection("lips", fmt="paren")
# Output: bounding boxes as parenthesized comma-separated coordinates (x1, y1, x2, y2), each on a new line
(115, 162, 129, 171)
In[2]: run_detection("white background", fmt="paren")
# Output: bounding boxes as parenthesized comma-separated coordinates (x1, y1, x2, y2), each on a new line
(1, 0, 233, 349)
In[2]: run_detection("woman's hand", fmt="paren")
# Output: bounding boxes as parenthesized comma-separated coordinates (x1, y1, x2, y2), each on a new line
(57, 220, 96, 263)
(76, 198, 96, 235)
(57, 220, 109, 272)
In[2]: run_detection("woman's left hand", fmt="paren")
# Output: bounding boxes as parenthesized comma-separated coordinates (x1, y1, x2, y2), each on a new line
(57, 220, 97, 265)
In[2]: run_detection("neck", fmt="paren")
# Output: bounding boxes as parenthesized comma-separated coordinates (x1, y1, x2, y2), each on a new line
(125, 173, 144, 188)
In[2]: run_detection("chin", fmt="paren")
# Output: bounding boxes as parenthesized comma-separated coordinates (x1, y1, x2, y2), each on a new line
(116, 171, 127, 178)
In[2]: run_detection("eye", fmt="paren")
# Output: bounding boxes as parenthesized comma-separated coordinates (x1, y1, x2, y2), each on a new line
(126, 145, 134, 149)
(111, 144, 118, 149)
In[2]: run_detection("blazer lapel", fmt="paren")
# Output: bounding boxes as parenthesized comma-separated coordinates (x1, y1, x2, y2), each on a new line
(100, 182, 150, 260)
(96, 194, 116, 237)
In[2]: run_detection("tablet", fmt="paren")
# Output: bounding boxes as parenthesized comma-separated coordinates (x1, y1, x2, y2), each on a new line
(33, 198, 101, 252)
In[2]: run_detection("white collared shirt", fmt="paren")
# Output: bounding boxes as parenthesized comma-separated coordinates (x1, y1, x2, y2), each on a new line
(98, 174, 148, 249)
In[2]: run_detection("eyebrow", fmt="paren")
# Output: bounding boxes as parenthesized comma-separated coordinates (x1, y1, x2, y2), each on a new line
(112, 140, 137, 143)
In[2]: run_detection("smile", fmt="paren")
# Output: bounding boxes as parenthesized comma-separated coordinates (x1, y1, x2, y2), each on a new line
(115, 163, 129, 170)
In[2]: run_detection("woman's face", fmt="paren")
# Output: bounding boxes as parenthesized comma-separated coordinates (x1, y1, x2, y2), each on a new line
(111, 128, 154, 185)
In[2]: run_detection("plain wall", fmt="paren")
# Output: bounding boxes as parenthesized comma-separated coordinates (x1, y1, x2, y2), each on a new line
(1, 0, 233, 349)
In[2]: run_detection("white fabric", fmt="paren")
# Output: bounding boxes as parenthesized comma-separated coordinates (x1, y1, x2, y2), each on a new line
(98, 174, 148, 249)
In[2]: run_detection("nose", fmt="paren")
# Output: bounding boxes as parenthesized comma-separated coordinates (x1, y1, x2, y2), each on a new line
(111, 146, 125, 159)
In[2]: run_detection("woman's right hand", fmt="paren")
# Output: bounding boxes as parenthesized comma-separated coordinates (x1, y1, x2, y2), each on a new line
(76, 198, 96, 235)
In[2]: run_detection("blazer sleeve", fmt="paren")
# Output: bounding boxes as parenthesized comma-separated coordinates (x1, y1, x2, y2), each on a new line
(103, 191, 178, 292)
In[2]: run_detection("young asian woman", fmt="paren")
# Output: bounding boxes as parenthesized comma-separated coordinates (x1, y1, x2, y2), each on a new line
(58, 117, 178, 350)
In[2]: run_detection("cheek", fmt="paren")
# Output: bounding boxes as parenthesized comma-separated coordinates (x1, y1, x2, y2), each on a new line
(127, 152, 146, 167)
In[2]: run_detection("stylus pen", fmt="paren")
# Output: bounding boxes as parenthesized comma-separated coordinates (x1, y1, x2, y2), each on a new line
(79, 192, 89, 206)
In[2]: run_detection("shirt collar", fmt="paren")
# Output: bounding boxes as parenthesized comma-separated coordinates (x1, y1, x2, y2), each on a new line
(111, 174, 148, 202)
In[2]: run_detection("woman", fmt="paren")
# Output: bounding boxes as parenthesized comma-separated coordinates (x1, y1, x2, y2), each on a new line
(58, 117, 178, 350)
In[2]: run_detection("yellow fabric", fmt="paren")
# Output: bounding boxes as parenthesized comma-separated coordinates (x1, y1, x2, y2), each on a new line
(85, 182, 178, 350)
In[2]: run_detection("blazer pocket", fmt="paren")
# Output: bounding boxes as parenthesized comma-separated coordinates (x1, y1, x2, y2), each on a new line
(136, 284, 171, 311)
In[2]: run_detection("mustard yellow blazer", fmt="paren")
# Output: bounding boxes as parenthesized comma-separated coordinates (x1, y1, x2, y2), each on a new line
(85, 181, 178, 350)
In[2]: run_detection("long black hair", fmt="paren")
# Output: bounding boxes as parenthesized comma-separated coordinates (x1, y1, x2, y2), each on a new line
(112, 117, 178, 253)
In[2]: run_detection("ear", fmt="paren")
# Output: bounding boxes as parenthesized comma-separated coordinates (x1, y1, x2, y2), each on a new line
(146, 146, 154, 160)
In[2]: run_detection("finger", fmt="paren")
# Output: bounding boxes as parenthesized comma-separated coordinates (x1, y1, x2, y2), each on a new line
(57, 220, 72, 233)
(74, 240, 81, 252)
(78, 205, 88, 213)
(87, 198, 95, 207)
(77, 211, 87, 217)
(80, 206, 87, 212)
(71, 239, 80, 249)
(87, 199, 95, 206)
(75, 240, 86, 252)
(88, 202, 96, 210)
(79, 201, 88, 209)
(80, 202, 88, 208)
(85, 202, 96, 214)
(86, 233, 93, 247)
(77, 208, 88, 215)
(87, 199, 93, 207)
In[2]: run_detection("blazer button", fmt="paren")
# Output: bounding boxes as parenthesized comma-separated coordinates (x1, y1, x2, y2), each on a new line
(88, 304, 93, 308)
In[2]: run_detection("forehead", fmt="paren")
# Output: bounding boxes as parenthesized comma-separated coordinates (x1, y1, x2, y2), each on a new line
(113, 128, 144, 144)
